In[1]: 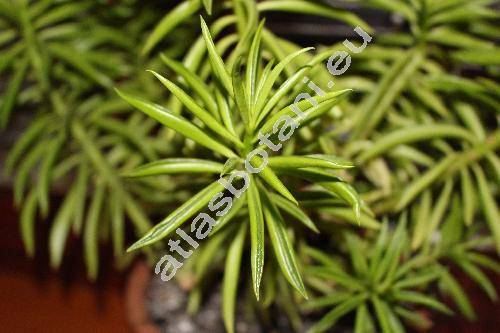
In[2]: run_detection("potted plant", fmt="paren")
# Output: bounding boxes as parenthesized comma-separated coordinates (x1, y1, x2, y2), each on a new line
(2, 0, 498, 332)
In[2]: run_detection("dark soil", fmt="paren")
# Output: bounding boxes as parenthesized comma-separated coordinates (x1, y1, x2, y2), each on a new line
(144, 273, 355, 333)
(145, 275, 262, 333)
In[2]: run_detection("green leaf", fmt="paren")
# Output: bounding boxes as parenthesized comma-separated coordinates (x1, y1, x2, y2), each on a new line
(345, 233, 368, 276)
(302, 291, 352, 311)
(460, 167, 476, 226)
(411, 190, 431, 250)
(247, 174, 265, 300)
(354, 303, 373, 333)
(466, 253, 500, 274)
(232, 56, 250, 128)
(48, 43, 112, 88)
(256, 65, 310, 125)
(259, 89, 351, 134)
(200, 17, 233, 93)
(426, 179, 455, 241)
(0, 56, 28, 128)
(427, 26, 494, 50)
(36, 135, 64, 217)
(396, 155, 457, 211)
(160, 54, 218, 117)
(271, 193, 319, 233)
(392, 290, 453, 315)
(456, 103, 486, 141)
(472, 164, 500, 254)
(394, 306, 432, 331)
(259, 166, 298, 205)
(222, 223, 246, 333)
(246, 20, 265, 111)
(456, 259, 497, 301)
(210, 192, 246, 236)
(390, 145, 435, 167)
(127, 181, 224, 251)
(357, 125, 477, 163)
(320, 181, 362, 224)
(375, 215, 406, 284)
(49, 183, 78, 269)
(18, 2, 49, 93)
(438, 266, 475, 320)
(393, 270, 440, 290)
(303, 246, 343, 268)
(308, 294, 367, 333)
(306, 266, 363, 290)
(274, 167, 343, 183)
(84, 182, 105, 280)
(453, 49, 500, 66)
(269, 155, 353, 170)
(20, 190, 37, 257)
(220, 157, 240, 177)
(194, 226, 232, 278)
(262, 190, 307, 298)
(110, 191, 124, 257)
(72, 123, 152, 236)
(4, 115, 50, 177)
(116, 89, 236, 158)
(33, 2, 92, 29)
(202, 0, 212, 15)
(122, 158, 224, 178)
(14, 140, 47, 206)
(254, 47, 314, 116)
(73, 160, 89, 235)
(371, 296, 392, 333)
(368, 222, 389, 276)
(352, 48, 424, 140)
(92, 117, 156, 160)
(215, 89, 237, 136)
(142, 0, 201, 56)
(385, 301, 405, 333)
(149, 70, 243, 147)
(320, 207, 380, 229)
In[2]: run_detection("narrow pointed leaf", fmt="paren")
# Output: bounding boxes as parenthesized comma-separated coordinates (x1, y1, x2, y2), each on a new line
(247, 174, 265, 299)
(127, 181, 224, 251)
(254, 47, 314, 114)
(472, 165, 500, 254)
(20, 190, 37, 257)
(0, 56, 28, 128)
(396, 155, 457, 211)
(84, 182, 104, 280)
(271, 193, 318, 233)
(160, 54, 218, 116)
(142, 0, 201, 56)
(200, 17, 233, 93)
(308, 294, 367, 333)
(262, 190, 307, 298)
(123, 158, 224, 178)
(357, 125, 477, 163)
(259, 166, 298, 205)
(116, 89, 236, 158)
(149, 70, 242, 147)
(392, 291, 453, 315)
(246, 20, 265, 110)
(222, 223, 246, 333)
(269, 155, 353, 170)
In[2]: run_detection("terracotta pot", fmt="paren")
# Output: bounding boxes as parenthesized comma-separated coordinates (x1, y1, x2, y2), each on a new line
(125, 260, 159, 333)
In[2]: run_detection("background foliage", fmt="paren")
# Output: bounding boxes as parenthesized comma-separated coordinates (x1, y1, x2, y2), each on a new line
(1, 0, 498, 332)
